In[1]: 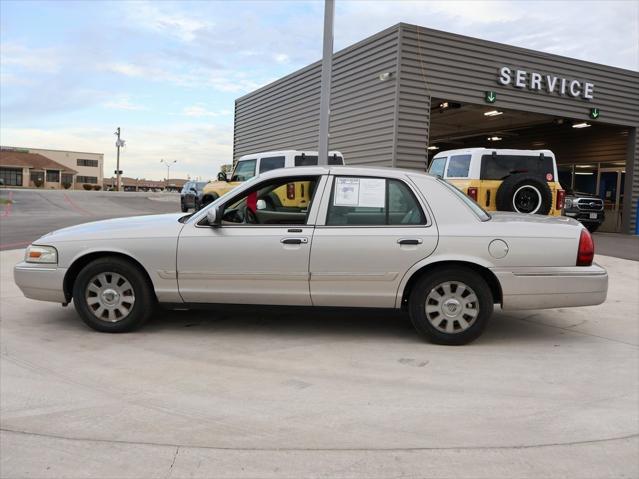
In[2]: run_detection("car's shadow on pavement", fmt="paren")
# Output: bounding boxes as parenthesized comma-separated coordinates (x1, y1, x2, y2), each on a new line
(114, 305, 581, 346)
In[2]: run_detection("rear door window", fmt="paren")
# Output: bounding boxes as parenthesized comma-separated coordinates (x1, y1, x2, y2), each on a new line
(480, 154, 554, 180)
(294, 155, 344, 166)
(326, 177, 425, 226)
(259, 156, 285, 174)
(428, 157, 447, 177)
(446, 155, 471, 178)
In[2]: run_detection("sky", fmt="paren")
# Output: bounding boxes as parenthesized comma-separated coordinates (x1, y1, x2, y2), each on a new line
(1, 0, 638, 181)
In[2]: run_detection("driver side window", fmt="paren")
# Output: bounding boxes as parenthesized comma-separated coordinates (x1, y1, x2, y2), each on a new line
(221, 176, 319, 226)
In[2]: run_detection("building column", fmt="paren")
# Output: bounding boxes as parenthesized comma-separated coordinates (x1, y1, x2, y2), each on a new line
(621, 126, 638, 234)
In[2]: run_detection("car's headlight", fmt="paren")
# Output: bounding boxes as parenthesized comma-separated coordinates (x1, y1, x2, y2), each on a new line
(25, 245, 58, 264)
(565, 198, 573, 208)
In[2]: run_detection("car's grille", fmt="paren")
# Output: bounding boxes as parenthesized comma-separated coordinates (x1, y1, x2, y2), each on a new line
(576, 198, 604, 211)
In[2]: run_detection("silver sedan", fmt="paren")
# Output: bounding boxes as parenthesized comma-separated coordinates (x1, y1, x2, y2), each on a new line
(14, 166, 608, 345)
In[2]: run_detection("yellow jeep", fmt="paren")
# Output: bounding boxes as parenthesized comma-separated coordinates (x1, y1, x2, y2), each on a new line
(201, 150, 344, 208)
(428, 148, 565, 215)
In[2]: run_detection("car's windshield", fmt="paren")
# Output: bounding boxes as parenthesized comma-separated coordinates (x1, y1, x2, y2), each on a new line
(231, 159, 257, 181)
(428, 157, 447, 177)
(438, 178, 490, 221)
(195, 181, 207, 190)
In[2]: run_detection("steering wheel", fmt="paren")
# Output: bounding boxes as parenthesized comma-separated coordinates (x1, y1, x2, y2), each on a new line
(243, 206, 259, 224)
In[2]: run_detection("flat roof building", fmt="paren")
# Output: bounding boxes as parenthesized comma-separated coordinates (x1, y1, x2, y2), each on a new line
(233, 24, 639, 234)
(0, 146, 104, 190)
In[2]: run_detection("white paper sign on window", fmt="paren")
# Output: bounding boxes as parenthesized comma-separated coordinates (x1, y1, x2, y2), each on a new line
(358, 178, 385, 207)
(334, 177, 385, 207)
(334, 177, 360, 206)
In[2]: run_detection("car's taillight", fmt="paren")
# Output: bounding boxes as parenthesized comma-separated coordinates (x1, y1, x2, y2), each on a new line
(467, 187, 478, 201)
(286, 183, 295, 200)
(556, 189, 566, 210)
(576, 228, 594, 266)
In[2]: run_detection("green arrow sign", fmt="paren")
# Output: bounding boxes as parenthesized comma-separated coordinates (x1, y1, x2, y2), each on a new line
(590, 107, 600, 119)
(485, 91, 497, 103)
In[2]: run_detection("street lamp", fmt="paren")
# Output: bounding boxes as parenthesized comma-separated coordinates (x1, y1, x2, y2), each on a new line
(160, 159, 176, 190)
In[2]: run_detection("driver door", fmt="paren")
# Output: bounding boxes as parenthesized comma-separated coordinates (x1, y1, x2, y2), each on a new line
(177, 175, 326, 305)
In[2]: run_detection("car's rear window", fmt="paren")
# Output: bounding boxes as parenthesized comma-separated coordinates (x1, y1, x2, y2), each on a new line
(446, 154, 471, 178)
(480, 154, 554, 180)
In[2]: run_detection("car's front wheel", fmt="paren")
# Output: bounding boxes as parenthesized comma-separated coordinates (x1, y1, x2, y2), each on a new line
(180, 200, 188, 212)
(586, 223, 600, 233)
(72, 257, 155, 332)
(408, 267, 493, 345)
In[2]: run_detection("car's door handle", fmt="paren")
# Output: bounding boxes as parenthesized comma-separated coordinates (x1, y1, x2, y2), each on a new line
(281, 237, 308, 245)
(397, 238, 423, 245)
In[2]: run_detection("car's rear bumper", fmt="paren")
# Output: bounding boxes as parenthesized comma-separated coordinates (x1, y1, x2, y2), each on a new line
(493, 263, 608, 310)
(14, 262, 67, 303)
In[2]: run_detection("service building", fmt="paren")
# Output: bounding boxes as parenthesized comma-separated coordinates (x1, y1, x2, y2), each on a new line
(233, 24, 639, 234)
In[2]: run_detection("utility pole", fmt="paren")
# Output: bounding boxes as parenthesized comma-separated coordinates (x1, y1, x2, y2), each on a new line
(114, 127, 125, 191)
(160, 159, 176, 190)
(318, 0, 334, 165)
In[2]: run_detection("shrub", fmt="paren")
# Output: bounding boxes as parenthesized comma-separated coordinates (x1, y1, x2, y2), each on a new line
(93, 185, 102, 191)
(33, 178, 44, 188)
(82, 184, 93, 191)
(62, 182, 72, 190)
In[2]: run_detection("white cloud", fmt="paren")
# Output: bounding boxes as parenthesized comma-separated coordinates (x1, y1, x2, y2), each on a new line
(124, 1, 208, 42)
(182, 105, 231, 117)
(0, 42, 62, 73)
(274, 53, 290, 64)
(103, 97, 146, 111)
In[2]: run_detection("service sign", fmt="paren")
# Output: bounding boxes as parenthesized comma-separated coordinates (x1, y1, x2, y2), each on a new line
(497, 66, 595, 100)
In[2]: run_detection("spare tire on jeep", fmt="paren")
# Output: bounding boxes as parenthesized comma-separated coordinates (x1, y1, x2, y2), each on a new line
(495, 174, 552, 215)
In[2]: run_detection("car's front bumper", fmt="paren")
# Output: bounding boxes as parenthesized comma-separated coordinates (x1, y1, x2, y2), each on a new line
(493, 263, 608, 310)
(564, 210, 605, 224)
(14, 262, 67, 303)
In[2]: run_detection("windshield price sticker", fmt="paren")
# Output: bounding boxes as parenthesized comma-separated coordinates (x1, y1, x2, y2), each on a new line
(334, 177, 385, 207)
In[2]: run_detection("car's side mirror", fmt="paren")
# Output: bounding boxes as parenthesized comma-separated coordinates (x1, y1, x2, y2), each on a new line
(190, 187, 197, 193)
(256, 199, 266, 210)
(206, 206, 221, 226)
(217, 172, 228, 182)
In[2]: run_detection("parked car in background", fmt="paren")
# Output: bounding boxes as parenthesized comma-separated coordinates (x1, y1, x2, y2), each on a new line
(14, 166, 606, 345)
(180, 181, 208, 212)
(429, 148, 565, 216)
(200, 150, 344, 207)
(562, 187, 605, 232)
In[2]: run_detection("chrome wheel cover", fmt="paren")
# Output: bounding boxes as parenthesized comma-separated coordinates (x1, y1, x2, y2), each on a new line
(85, 272, 135, 322)
(425, 281, 479, 334)
(512, 184, 542, 214)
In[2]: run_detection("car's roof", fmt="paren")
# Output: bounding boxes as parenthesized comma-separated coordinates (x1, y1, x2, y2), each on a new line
(433, 147, 555, 158)
(255, 165, 436, 181)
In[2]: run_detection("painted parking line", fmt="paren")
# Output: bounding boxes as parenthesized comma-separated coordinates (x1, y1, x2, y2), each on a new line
(0, 241, 29, 250)
(63, 192, 92, 216)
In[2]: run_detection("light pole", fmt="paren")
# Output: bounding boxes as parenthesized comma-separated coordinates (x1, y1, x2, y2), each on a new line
(160, 159, 176, 190)
(318, 0, 334, 165)
(114, 127, 125, 191)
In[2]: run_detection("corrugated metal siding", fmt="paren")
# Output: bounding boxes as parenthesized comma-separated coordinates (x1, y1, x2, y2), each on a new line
(234, 26, 401, 166)
(624, 127, 639, 233)
(399, 24, 639, 128)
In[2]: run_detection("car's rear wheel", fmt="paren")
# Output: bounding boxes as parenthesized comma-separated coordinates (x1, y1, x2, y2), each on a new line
(72, 257, 154, 332)
(496, 174, 552, 215)
(586, 223, 600, 233)
(408, 267, 493, 345)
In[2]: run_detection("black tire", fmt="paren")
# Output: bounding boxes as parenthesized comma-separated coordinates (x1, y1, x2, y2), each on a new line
(586, 223, 600, 233)
(201, 193, 218, 208)
(408, 267, 493, 345)
(72, 257, 155, 333)
(496, 174, 552, 215)
(180, 200, 188, 213)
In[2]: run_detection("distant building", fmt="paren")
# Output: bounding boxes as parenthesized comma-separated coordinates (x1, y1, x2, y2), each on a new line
(103, 177, 188, 192)
(0, 146, 104, 190)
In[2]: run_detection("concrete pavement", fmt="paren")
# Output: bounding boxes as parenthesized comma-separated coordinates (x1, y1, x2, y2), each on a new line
(1, 248, 637, 478)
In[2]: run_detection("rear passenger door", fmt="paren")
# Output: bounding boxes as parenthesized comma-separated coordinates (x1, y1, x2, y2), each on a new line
(309, 175, 438, 308)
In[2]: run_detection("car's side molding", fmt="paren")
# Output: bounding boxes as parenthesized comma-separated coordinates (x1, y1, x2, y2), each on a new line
(395, 256, 503, 309)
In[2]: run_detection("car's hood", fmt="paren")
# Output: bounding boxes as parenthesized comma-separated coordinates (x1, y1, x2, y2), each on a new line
(489, 211, 580, 227)
(36, 213, 187, 244)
